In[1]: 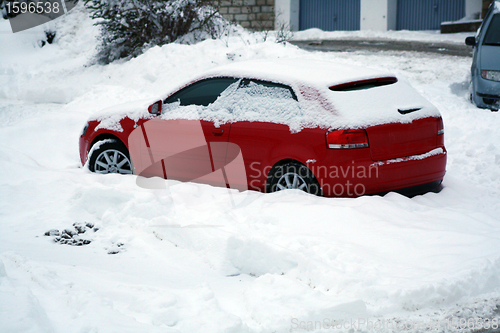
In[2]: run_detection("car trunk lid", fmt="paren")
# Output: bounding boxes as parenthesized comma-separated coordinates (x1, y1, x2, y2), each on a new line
(366, 117, 439, 161)
(327, 78, 442, 161)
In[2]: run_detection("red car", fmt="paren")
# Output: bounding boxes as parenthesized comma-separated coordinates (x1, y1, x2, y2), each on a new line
(79, 59, 446, 197)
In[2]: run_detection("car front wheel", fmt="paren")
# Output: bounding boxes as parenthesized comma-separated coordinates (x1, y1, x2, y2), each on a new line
(267, 162, 322, 196)
(88, 140, 133, 174)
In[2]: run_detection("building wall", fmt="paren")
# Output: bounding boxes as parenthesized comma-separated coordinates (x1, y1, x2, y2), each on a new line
(387, 0, 398, 30)
(218, 0, 275, 30)
(466, 0, 483, 18)
(275, 0, 299, 30)
(276, 0, 482, 31)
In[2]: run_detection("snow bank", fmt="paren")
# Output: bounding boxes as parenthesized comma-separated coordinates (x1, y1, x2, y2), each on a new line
(292, 28, 473, 45)
(227, 236, 298, 276)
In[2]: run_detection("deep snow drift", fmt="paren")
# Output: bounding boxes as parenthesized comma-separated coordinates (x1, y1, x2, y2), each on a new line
(1, 4, 500, 333)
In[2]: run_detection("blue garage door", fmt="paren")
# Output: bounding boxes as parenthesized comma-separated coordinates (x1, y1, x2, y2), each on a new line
(300, 0, 360, 31)
(397, 0, 465, 30)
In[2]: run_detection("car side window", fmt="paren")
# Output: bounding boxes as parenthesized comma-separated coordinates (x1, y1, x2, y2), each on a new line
(483, 14, 500, 46)
(165, 77, 239, 106)
(238, 79, 298, 101)
(208, 78, 302, 123)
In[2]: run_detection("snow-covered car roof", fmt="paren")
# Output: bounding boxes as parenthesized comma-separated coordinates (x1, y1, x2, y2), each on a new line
(197, 58, 441, 130)
(202, 58, 394, 88)
(91, 58, 441, 133)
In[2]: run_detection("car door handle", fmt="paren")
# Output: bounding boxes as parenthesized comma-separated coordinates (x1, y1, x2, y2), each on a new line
(212, 129, 224, 136)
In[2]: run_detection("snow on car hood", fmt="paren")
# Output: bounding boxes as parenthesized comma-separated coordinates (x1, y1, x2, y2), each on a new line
(89, 98, 156, 132)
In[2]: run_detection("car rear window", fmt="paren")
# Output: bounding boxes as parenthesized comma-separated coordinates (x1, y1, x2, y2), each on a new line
(483, 14, 500, 46)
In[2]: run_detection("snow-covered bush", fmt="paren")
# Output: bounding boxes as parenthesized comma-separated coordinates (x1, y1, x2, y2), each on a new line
(83, 0, 222, 64)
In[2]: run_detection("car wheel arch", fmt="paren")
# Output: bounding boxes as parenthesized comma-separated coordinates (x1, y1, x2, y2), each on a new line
(265, 158, 322, 195)
(267, 148, 322, 169)
(87, 138, 133, 174)
(90, 133, 127, 152)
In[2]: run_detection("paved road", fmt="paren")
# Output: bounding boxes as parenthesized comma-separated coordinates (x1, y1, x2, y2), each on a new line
(290, 38, 473, 57)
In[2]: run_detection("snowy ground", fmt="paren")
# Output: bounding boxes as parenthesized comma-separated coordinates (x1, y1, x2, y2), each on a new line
(1, 5, 500, 333)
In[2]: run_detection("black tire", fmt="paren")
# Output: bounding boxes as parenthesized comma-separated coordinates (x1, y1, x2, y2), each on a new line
(88, 140, 133, 174)
(267, 162, 322, 196)
(468, 81, 474, 104)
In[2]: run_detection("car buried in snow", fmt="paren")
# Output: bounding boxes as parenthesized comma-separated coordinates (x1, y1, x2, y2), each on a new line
(79, 59, 446, 197)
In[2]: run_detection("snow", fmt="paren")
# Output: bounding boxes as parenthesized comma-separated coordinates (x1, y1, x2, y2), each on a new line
(161, 80, 309, 132)
(202, 58, 392, 88)
(374, 148, 446, 166)
(95, 59, 440, 133)
(292, 28, 474, 45)
(93, 99, 156, 132)
(201, 59, 441, 129)
(1, 3, 500, 333)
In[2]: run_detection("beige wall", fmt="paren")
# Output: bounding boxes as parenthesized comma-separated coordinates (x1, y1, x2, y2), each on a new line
(482, 0, 494, 17)
(360, 0, 397, 30)
(217, 0, 275, 30)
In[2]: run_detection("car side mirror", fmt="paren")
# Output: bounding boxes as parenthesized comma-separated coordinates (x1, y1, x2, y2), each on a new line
(148, 100, 162, 115)
(465, 36, 476, 47)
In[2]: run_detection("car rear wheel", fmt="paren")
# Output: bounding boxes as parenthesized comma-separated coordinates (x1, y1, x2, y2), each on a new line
(267, 162, 322, 196)
(88, 140, 133, 174)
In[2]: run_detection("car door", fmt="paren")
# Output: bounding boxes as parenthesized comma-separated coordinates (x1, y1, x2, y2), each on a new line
(223, 79, 303, 191)
(137, 77, 238, 186)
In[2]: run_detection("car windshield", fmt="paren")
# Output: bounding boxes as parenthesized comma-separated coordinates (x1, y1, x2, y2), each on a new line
(483, 14, 500, 46)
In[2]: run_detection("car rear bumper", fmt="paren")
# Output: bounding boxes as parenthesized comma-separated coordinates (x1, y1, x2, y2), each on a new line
(365, 147, 447, 195)
(318, 147, 447, 197)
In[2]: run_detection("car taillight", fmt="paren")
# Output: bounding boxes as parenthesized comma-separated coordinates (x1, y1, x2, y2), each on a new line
(327, 129, 369, 149)
(437, 117, 444, 135)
